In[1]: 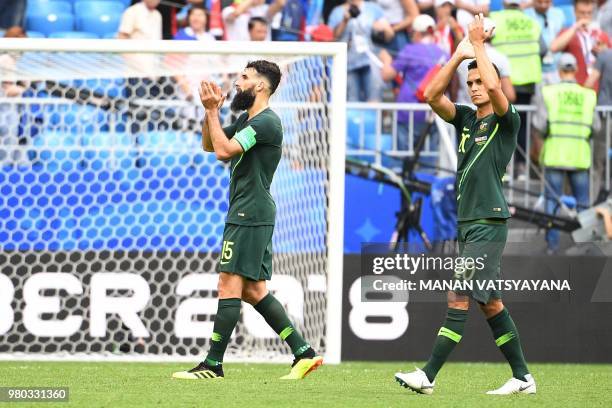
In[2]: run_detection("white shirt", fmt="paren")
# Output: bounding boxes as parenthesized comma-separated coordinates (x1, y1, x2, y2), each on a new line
(222, 4, 279, 41)
(376, 0, 405, 25)
(183, 27, 217, 42)
(118, 2, 162, 40)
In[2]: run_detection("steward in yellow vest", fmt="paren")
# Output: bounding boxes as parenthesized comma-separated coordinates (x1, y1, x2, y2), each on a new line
(532, 53, 600, 253)
(539, 59, 597, 170)
(491, 3, 542, 86)
(491, 1, 544, 176)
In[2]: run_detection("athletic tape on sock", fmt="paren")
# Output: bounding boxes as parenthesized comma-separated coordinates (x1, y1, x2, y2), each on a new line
(438, 327, 462, 343)
(495, 331, 516, 347)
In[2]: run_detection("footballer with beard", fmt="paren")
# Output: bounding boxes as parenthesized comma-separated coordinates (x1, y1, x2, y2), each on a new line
(172, 60, 323, 380)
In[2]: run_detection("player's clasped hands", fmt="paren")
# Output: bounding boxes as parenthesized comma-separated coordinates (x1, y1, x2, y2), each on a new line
(199, 81, 225, 110)
(468, 13, 489, 45)
(455, 37, 476, 61)
(456, 13, 496, 60)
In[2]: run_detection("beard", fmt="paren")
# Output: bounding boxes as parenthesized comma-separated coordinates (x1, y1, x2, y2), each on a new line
(230, 88, 256, 112)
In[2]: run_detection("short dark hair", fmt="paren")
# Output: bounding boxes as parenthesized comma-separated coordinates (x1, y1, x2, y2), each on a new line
(246, 60, 282, 95)
(248, 16, 268, 31)
(574, 0, 594, 8)
(467, 60, 501, 79)
(187, 4, 207, 19)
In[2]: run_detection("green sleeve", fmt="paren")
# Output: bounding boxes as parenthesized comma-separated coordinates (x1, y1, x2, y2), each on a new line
(233, 125, 257, 151)
(495, 104, 521, 134)
(223, 123, 237, 138)
(222, 113, 247, 138)
(233, 113, 282, 151)
(450, 104, 474, 132)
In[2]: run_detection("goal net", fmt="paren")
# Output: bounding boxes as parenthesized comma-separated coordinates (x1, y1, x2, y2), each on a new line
(0, 39, 346, 363)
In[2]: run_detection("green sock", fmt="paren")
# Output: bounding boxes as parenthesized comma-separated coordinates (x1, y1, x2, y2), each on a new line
(205, 298, 241, 365)
(487, 308, 530, 381)
(254, 293, 310, 356)
(422, 308, 468, 382)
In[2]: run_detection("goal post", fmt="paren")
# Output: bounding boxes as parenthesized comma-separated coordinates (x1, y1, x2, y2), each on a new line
(0, 39, 346, 364)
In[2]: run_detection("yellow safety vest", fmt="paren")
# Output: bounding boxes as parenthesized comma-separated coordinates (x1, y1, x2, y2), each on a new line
(491, 9, 542, 86)
(540, 82, 597, 170)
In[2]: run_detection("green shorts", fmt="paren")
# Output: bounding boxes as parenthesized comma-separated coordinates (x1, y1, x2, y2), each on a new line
(453, 219, 508, 304)
(216, 223, 274, 281)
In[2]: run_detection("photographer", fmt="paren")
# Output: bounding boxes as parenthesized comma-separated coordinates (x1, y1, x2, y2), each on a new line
(550, 0, 611, 86)
(329, 0, 394, 101)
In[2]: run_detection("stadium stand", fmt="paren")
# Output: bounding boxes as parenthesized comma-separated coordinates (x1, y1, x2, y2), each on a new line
(26, 31, 46, 38)
(24, 0, 127, 37)
(26, 0, 73, 16)
(559, 5, 576, 28)
(346, 109, 377, 149)
(73, 1, 126, 16)
(26, 13, 75, 36)
(75, 13, 122, 36)
(49, 31, 99, 38)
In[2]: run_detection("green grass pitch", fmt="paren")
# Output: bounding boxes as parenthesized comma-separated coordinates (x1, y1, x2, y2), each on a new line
(1, 361, 611, 407)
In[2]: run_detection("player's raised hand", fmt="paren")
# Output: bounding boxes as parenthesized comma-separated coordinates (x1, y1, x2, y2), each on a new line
(199, 81, 222, 110)
(211, 82, 226, 109)
(468, 13, 487, 45)
(454, 36, 476, 61)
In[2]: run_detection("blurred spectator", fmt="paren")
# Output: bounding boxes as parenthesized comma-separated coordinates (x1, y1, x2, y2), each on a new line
(329, 0, 394, 102)
(2, 25, 26, 39)
(380, 14, 447, 155)
(418, 0, 489, 35)
(586, 48, 612, 112)
(158, 0, 180, 39)
(222, 0, 285, 41)
(208, 0, 227, 39)
(1, 27, 27, 166)
(176, 0, 206, 26)
(585, 48, 612, 200)
(119, 1, 165, 104)
(0, 27, 27, 100)
(249, 16, 269, 40)
(309, 23, 335, 41)
(550, 0, 611, 85)
(491, 0, 543, 177)
(274, 0, 307, 41)
(374, 0, 420, 53)
(174, 5, 216, 41)
(118, 0, 163, 40)
(323, 0, 346, 22)
(456, 18, 515, 104)
(434, 0, 465, 55)
(599, 0, 612, 39)
(306, 0, 325, 30)
(456, 0, 490, 33)
(176, 1, 225, 39)
(533, 53, 599, 253)
(524, 0, 566, 84)
(416, 0, 435, 17)
(0, 0, 26, 29)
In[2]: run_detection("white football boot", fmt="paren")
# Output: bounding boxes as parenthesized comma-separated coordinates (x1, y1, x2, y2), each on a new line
(486, 374, 536, 395)
(394, 368, 435, 395)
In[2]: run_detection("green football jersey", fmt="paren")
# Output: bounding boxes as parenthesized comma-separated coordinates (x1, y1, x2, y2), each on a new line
(449, 104, 519, 221)
(222, 108, 283, 226)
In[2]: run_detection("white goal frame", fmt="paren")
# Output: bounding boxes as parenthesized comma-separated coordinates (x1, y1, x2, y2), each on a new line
(0, 38, 347, 364)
